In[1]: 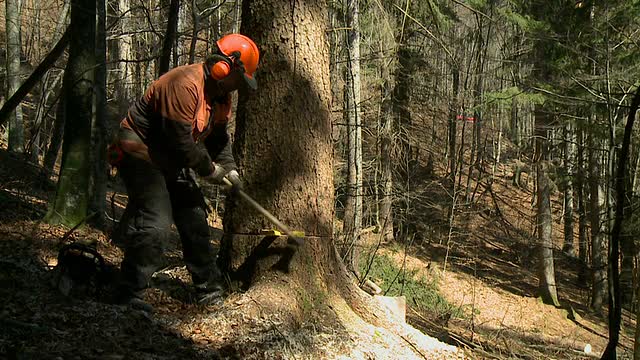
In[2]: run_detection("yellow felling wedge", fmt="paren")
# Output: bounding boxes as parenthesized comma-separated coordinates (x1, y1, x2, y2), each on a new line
(260, 229, 305, 238)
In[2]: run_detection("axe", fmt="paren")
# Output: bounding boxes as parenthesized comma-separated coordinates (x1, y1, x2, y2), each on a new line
(222, 177, 304, 245)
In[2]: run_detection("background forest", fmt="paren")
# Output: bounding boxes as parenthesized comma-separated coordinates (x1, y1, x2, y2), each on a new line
(1, 0, 640, 359)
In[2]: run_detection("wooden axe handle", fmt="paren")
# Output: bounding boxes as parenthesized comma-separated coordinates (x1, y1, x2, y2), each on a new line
(223, 177, 303, 245)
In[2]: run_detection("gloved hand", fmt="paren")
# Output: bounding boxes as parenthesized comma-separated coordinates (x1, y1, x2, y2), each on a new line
(225, 170, 243, 191)
(206, 162, 227, 184)
(204, 163, 243, 191)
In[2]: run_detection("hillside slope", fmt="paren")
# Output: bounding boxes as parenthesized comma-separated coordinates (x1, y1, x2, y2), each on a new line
(0, 148, 464, 359)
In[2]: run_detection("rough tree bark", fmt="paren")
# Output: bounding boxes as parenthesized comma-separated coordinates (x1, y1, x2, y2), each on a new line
(220, 0, 337, 285)
(45, 0, 96, 227)
(215, 3, 459, 358)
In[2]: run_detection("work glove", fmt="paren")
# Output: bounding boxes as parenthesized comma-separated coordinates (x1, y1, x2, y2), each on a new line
(225, 170, 243, 191)
(206, 163, 243, 191)
(208, 162, 227, 183)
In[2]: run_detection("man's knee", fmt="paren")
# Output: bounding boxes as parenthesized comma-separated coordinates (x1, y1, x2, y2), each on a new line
(174, 207, 210, 236)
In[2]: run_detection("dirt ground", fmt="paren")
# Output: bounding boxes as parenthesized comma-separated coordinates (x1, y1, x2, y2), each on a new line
(0, 145, 634, 360)
(0, 149, 463, 359)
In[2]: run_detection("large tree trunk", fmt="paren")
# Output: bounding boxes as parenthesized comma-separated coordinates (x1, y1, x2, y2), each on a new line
(220, 0, 335, 279)
(5, 0, 24, 153)
(45, 0, 96, 227)
(535, 105, 560, 306)
(218, 0, 422, 340)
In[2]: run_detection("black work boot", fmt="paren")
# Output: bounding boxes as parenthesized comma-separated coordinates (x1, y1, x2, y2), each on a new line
(193, 279, 225, 306)
(114, 288, 154, 313)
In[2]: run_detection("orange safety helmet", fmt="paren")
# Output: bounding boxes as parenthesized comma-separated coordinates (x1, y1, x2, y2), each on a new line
(210, 34, 260, 89)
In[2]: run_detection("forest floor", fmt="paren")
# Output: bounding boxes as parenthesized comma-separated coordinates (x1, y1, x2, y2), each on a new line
(0, 145, 635, 360)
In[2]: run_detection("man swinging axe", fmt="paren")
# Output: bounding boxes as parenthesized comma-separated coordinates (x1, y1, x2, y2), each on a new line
(109, 34, 260, 312)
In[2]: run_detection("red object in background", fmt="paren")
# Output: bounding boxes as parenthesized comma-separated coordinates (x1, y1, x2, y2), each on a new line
(456, 115, 476, 123)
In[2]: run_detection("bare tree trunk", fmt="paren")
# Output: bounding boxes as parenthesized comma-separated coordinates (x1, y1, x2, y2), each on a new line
(188, 0, 199, 64)
(342, 0, 363, 274)
(535, 105, 560, 306)
(495, 100, 504, 171)
(28, 0, 42, 162)
(379, 77, 394, 243)
(220, 0, 340, 300)
(602, 84, 640, 360)
(448, 67, 459, 183)
(30, 72, 62, 162)
(576, 121, 589, 286)
(114, 0, 135, 104)
(89, 0, 108, 229)
(511, 97, 520, 149)
(30, 1, 69, 163)
(5, 0, 24, 153)
(45, 0, 96, 227)
(562, 120, 576, 256)
(393, 46, 412, 242)
(232, 0, 241, 33)
(588, 113, 607, 312)
(43, 93, 65, 174)
(158, 0, 180, 76)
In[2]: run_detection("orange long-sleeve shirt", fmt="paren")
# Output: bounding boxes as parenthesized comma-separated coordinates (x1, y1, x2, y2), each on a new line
(119, 63, 234, 176)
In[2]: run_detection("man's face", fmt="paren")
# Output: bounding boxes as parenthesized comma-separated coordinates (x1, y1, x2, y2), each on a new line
(215, 67, 246, 94)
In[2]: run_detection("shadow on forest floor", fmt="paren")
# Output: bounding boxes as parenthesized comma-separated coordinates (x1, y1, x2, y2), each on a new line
(0, 149, 230, 359)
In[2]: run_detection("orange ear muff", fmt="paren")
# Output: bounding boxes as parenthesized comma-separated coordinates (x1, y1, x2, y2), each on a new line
(211, 61, 231, 80)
